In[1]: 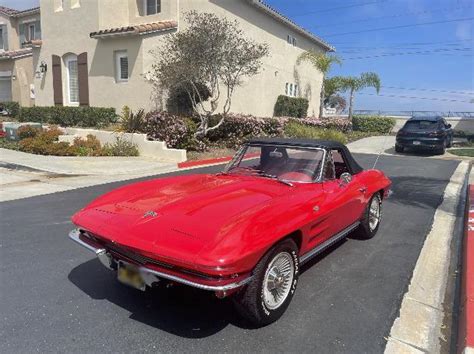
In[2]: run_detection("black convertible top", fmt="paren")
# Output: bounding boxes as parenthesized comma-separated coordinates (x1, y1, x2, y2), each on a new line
(247, 137, 363, 174)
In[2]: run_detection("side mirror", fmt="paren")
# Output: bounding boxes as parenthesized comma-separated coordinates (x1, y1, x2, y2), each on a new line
(447, 124, 452, 128)
(339, 172, 352, 185)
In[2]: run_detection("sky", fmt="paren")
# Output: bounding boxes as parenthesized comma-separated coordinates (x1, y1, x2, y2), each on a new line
(266, 0, 474, 112)
(2, 0, 473, 112)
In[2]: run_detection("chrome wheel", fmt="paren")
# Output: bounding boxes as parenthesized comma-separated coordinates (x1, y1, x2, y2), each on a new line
(263, 252, 295, 310)
(369, 196, 381, 231)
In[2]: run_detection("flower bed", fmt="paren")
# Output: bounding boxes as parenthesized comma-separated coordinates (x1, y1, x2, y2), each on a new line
(6, 125, 139, 157)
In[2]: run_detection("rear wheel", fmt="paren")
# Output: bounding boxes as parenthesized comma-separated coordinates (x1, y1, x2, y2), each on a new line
(395, 144, 404, 153)
(358, 193, 382, 239)
(233, 239, 299, 327)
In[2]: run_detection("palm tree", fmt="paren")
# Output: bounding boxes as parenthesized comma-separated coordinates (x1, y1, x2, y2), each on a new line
(297, 51, 341, 118)
(333, 72, 381, 121)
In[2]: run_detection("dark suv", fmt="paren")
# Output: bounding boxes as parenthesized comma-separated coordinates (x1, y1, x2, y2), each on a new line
(395, 116, 453, 154)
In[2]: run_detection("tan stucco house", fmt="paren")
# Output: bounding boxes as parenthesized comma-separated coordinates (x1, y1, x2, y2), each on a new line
(0, 6, 41, 106)
(34, 0, 333, 117)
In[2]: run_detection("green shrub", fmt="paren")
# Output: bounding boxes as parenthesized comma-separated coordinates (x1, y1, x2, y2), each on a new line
(103, 137, 139, 156)
(19, 127, 75, 156)
(284, 120, 347, 144)
(352, 115, 395, 133)
(72, 135, 104, 156)
(19, 106, 117, 128)
(0, 101, 20, 118)
(117, 106, 146, 133)
(274, 95, 309, 118)
(17, 125, 42, 140)
(166, 82, 211, 115)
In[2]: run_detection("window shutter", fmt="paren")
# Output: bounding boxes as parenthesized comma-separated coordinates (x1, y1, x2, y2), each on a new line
(52, 55, 63, 106)
(19, 24, 26, 47)
(77, 52, 89, 106)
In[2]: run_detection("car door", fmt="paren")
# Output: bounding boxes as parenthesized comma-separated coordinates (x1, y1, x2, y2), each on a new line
(303, 149, 366, 251)
(320, 149, 367, 236)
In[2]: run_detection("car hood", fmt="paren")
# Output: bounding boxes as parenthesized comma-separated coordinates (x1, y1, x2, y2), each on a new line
(72, 174, 293, 264)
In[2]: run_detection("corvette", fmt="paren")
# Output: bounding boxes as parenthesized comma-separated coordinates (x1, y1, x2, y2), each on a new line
(69, 138, 391, 326)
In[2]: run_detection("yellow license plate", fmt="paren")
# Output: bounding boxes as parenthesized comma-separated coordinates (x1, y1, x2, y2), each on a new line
(117, 263, 146, 291)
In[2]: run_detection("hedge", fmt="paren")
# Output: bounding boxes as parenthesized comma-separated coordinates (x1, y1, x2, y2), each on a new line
(0, 101, 20, 118)
(352, 115, 396, 133)
(19, 106, 117, 128)
(274, 95, 309, 118)
(284, 120, 347, 144)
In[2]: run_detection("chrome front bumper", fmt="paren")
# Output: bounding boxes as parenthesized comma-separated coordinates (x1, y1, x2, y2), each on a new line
(68, 229, 252, 292)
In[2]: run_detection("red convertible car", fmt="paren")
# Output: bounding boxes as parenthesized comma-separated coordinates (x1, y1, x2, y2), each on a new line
(70, 138, 391, 326)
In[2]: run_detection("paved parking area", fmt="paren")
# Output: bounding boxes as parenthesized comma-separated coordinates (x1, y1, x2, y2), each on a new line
(0, 153, 462, 353)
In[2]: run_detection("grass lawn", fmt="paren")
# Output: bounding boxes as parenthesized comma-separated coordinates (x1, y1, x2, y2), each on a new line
(449, 149, 474, 157)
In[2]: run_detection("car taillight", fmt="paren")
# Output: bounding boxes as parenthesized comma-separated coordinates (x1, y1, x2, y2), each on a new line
(397, 130, 406, 136)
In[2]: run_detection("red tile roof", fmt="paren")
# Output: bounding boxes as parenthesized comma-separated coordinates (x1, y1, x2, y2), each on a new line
(90, 20, 178, 39)
(0, 6, 40, 17)
(0, 48, 33, 60)
(247, 0, 334, 51)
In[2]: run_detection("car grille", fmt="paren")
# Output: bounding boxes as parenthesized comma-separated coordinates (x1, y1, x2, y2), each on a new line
(104, 241, 174, 269)
(81, 230, 219, 280)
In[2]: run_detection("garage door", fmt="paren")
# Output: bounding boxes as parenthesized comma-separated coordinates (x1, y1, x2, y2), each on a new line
(0, 77, 12, 102)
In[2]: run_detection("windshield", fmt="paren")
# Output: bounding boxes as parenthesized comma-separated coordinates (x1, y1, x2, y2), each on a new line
(404, 120, 439, 131)
(224, 144, 325, 183)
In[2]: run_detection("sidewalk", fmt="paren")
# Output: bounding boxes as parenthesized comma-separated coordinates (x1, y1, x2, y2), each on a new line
(0, 148, 176, 175)
(0, 148, 178, 202)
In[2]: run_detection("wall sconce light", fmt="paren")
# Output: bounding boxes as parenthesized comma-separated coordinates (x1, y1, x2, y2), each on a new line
(12, 75, 16, 80)
(39, 61, 48, 73)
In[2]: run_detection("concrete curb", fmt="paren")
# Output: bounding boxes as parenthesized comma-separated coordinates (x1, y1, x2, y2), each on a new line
(178, 156, 233, 168)
(385, 161, 470, 353)
(458, 183, 474, 353)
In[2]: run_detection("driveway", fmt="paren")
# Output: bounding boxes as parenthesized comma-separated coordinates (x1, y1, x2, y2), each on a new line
(0, 153, 461, 353)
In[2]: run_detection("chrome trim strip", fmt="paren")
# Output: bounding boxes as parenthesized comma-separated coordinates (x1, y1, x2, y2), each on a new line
(300, 221, 360, 265)
(69, 228, 101, 253)
(68, 229, 253, 292)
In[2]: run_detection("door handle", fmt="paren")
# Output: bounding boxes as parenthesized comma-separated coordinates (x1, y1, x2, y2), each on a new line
(359, 187, 367, 193)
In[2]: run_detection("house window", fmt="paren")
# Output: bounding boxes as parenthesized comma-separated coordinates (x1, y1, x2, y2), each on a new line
(115, 51, 128, 82)
(285, 82, 298, 97)
(145, 0, 161, 15)
(287, 35, 297, 47)
(0, 27, 4, 51)
(65, 55, 79, 105)
(26, 24, 35, 41)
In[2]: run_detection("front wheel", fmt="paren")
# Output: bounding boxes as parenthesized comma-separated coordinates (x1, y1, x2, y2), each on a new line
(357, 193, 382, 239)
(233, 239, 299, 327)
(395, 144, 404, 153)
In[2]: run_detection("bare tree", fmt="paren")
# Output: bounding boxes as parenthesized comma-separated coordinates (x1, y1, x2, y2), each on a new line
(149, 11, 269, 137)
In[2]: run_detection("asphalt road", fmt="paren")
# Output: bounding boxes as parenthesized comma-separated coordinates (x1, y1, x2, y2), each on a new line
(0, 153, 461, 353)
